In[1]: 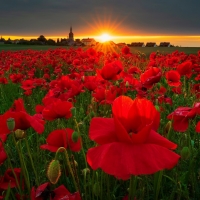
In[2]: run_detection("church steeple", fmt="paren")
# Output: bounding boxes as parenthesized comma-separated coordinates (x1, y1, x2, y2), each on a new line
(69, 26, 74, 41)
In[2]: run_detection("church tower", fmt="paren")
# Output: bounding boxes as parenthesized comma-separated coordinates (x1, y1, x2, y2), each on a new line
(69, 26, 74, 41)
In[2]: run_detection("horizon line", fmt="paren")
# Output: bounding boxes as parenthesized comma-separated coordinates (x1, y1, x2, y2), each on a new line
(2, 35, 200, 39)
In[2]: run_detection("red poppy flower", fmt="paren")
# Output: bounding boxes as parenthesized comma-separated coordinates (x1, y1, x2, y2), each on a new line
(0, 168, 22, 190)
(128, 66, 141, 75)
(171, 86, 182, 94)
(0, 98, 45, 134)
(24, 89, 32, 96)
(165, 70, 181, 87)
(98, 60, 123, 80)
(84, 76, 98, 91)
(9, 73, 24, 83)
(121, 46, 131, 55)
(40, 128, 81, 152)
(21, 79, 35, 91)
(0, 77, 8, 84)
(0, 134, 7, 165)
(167, 103, 200, 132)
(92, 87, 117, 105)
(53, 185, 81, 200)
(195, 121, 200, 133)
(140, 67, 162, 88)
(31, 183, 81, 200)
(177, 61, 192, 77)
(42, 99, 73, 121)
(87, 96, 180, 180)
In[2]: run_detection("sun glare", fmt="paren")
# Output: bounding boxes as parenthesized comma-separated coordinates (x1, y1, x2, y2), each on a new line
(99, 33, 112, 42)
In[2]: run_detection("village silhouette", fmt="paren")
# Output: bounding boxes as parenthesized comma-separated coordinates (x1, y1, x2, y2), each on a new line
(0, 26, 176, 47)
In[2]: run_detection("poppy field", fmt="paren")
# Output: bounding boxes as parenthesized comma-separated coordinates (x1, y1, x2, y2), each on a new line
(0, 46, 200, 199)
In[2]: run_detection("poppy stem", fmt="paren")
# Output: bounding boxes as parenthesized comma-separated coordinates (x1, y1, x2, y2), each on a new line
(24, 137, 39, 186)
(128, 175, 137, 200)
(11, 132, 31, 193)
(73, 117, 88, 168)
(0, 137, 23, 199)
(55, 147, 79, 192)
(153, 170, 163, 200)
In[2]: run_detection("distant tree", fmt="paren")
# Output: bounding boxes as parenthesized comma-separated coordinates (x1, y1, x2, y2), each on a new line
(0, 36, 5, 41)
(47, 39, 56, 46)
(37, 35, 47, 44)
(57, 38, 60, 43)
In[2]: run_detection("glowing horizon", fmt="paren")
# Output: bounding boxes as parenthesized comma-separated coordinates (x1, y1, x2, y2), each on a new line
(1, 35, 200, 47)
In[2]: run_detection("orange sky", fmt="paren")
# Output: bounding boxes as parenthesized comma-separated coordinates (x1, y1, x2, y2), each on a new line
(2, 35, 200, 47)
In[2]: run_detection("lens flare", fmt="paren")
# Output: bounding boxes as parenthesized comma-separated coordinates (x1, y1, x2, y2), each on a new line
(99, 33, 112, 42)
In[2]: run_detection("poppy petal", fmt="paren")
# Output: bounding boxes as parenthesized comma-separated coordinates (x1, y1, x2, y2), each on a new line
(146, 130, 177, 150)
(89, 118, 117, 145)
(87, 142, 180, 180)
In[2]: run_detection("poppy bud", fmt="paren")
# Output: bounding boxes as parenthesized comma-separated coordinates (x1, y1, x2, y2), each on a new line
(181, 147, 190, 160)
(70, 107, 76, 117)
(155, 105, 160, 112)
(73, 159, 78, 167)
(93, 182, 100, 196)
(115, 81, 119, 86)
(164, 121, 172, 136)
(125, 81, 129, 87)
(156, 83, 161, 89)
(14, 129, 26, 140)
(155, 99, 159, 106)
(82, 168, 90, 176)
(7, 118, 15, 131)
(47, 159, 61, 184)
(81, 76, 85, 82)
(71, 131, 79, 142)
(90, 111, 95, 117)
(80, 107, 84, 115)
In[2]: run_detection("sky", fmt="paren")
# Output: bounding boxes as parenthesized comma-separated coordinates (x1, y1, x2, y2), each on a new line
(1, 0, 200, 46)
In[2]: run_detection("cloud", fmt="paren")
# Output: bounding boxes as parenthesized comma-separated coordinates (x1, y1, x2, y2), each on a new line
(0, 0, 200, 36)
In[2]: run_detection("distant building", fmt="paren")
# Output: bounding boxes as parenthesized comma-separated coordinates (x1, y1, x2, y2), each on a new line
(159, 42, 171, 47)
(68, 26, 74, 46)
(145, 42, 157, 47)
(81, 38, 96, 46)
(130, 42, 145, 47)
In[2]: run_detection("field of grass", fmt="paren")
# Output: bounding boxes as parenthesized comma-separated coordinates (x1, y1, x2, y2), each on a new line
(0, 44, 200, 57)
(129, 47, 200, 57)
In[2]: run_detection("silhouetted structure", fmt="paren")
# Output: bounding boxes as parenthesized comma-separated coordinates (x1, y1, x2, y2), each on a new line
(146, 42, 157, 47)
(81, 38, 96, 46)
(130, 42, 145, 47)
(159, 42, 171, 47)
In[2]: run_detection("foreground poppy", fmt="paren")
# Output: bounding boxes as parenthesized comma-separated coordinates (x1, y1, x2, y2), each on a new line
(87, 96, 180, 180)
(0, 168, 22, 190)
(42, 99, 73, 121)
(31, 182, 81, 200)
(0, 98, 45, 134)
(167, 103, 200, 132)
(40, 128, 81, 152)
(140, 67, 161, 88)
(98, 60, 123, 80)
(0, 134, 7, 165)
(165, 70, 181, 87)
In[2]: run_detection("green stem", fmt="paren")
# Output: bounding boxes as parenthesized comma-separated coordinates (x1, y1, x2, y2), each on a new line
(153, 170, 163, 200)
(73, 117, 88, 168)
(24, 137, 39, 186)
(0, 138, 22, 199)
(129, 175, 137, 200)
(11, 133, 31, 193)
(55, 147, 78, 192)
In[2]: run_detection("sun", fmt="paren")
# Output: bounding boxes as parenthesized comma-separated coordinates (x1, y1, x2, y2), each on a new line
(99, 33, 112, 42)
